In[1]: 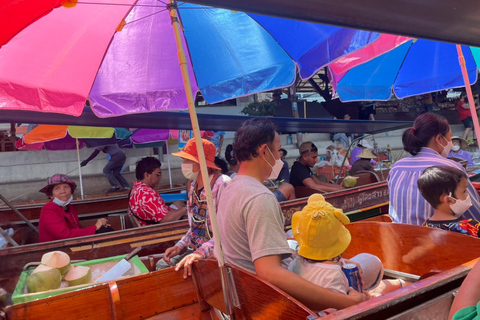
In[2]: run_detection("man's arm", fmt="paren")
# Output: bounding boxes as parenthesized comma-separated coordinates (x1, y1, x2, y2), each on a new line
(449, 260, 480, 319)
(255, 255, 367, 311)
(81, 149, 101, 166)
(303, 177, 343, 192)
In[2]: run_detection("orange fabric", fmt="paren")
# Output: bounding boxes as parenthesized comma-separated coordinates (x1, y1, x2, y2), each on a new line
(23, 125, 68, 143)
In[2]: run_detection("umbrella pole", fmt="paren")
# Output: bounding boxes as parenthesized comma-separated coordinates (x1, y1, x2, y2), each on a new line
(76, 139, 85, 199)
(168, 1, 236, 315)
(456, 45, 480, 143)
(165, 142, 173, 188)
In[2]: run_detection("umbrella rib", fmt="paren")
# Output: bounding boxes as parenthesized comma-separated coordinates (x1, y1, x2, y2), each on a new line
(125, 8, 169, 26)
(76, 1, 164, 7)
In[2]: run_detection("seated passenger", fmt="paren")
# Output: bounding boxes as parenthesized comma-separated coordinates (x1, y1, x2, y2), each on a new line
(289, 194, 404, 310)
(349, 149, 376, 176)
(350, 139, 376, 165)
(129, 157, 186, 226)
(277, 148, 290, 183)
(158, 138, 231, 269)
(448, 136, 474, 167)
(418, 166, 480, 237)
(38, 174, 110, 242)
(225, 144, 240, 178)
(290, 141, 343, 192)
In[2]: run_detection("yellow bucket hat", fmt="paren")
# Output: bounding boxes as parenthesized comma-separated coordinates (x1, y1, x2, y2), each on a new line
(292, 194, 351, 260)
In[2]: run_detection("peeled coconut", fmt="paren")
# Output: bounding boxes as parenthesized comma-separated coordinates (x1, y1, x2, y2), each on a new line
(64, 265, 92, 287)
(26, 265, 62, 293)
(342, 176, 359, 188)
(41, 251, 71, 276)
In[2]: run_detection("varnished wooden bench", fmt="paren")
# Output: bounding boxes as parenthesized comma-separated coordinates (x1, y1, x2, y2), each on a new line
(192, 258, 317, 320)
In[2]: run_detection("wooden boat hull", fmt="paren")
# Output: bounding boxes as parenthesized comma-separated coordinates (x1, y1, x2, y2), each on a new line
(0, 183, 390, 296)
(282, 181, 389, 226)
(0, 220, 190, 294)
(0, 185, 185, 228)
(6, 222, 480, 319)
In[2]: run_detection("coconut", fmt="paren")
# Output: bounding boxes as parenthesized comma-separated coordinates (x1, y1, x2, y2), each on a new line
(26, 265, 62, 293)
(342, 176, 359, 188)
(64, 265, 92, 287)
(41, 251, 71, 276)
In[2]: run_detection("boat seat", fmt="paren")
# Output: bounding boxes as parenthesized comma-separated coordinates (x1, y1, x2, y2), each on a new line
(294, 186, 319, 199)
(11, 227, 38, 246)
(192, 258, 317, 320)
(352, 170, 380, 186)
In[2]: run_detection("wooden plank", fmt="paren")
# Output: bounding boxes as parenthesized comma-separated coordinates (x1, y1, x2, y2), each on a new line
(6, 284, 115, 320)
(115, 269, 199, 320)
(282, 182, 389, 226)
(344, 222, 480, 276)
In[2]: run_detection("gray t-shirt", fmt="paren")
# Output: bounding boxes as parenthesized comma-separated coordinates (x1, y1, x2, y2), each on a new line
(216, 175, 292, 274)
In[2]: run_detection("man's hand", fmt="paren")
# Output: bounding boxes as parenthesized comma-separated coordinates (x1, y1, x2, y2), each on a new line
(174, 253, 203, 279)
(95, 218, 108, 230)
(347, 287, 369, 304)
(163, 245, 182, 266)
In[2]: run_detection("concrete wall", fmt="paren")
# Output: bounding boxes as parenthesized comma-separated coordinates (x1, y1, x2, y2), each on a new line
(0, 123, 469, 203)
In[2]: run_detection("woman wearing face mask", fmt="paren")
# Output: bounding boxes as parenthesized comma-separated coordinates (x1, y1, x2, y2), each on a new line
(157, 138, 231, 270)
(38, 174, 109, 242)
(388, 113, 480, 225)
(418, 166, 480, 237)
(448, 136, 474, 167)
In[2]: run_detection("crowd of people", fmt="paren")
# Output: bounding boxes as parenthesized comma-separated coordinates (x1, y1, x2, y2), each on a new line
(35, 95, 480, 317)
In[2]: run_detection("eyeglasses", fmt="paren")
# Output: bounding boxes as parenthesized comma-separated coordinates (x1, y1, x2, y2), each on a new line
(301, 143, 318, 155)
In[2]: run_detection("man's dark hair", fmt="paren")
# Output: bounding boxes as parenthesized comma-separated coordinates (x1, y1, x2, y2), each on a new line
(279, 148, 288, 157)
(214, 156, 229, 174)
(417, 166, 467, 208)
(233, 118, 276, 162)
(135, 157, 161, 180)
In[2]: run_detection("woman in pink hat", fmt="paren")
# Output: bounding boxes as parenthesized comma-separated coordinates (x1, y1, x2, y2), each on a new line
(38, 174, 110, 242)
(157, 138, 231, 270)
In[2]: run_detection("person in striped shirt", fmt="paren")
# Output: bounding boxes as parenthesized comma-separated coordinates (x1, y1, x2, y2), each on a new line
(388, 113, 480, 225)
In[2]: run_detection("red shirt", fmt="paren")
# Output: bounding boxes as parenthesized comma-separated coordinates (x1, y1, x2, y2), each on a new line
(458, 100, 472, 120)
(38, 201, 96, 242)
(128, 181, 171, 226)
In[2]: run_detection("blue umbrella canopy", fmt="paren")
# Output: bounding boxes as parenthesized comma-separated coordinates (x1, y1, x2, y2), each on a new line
(334, 39, 480, 101)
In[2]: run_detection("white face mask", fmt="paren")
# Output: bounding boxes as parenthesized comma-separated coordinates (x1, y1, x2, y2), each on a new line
(438, 135, 453, 158)
(452, 145, 461, 152)
(53, 195, 73, 207)
(181, 162, 199, 180)
(264, 146, 283, 180)
(449, 193, 472, 218)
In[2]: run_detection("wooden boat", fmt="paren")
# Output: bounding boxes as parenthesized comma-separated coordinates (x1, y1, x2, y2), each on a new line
(0, 185, 186, 229)
(5, 222, 480, 319)
(0, 183, 390, 303)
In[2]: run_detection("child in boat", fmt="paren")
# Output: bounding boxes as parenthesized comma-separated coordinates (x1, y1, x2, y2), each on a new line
(418, 166, 480, 237)
(289, 194, 404, 303)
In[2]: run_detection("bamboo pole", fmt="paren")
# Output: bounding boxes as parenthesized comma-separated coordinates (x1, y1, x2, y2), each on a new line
(167, 1, 235, 315)
(76, 138, 85, 199)
(456, 45, 480, 143)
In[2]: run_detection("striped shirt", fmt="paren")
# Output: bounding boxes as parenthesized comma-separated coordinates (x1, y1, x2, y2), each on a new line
(448, 150, 474, 167)
(388, 147, 480, 225)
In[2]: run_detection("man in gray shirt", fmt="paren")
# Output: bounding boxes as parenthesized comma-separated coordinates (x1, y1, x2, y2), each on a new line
(176, 118, 366, 311)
